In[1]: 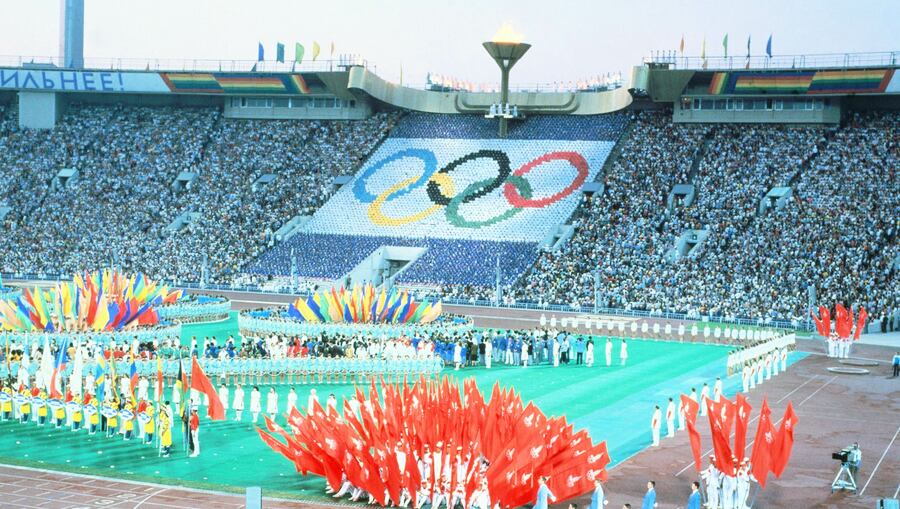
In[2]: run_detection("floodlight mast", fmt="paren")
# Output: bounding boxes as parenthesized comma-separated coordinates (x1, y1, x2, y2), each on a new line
(482, 41, 531, 137)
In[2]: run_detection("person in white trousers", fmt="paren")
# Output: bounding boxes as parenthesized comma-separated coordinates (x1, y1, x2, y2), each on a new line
(249, 386, 261, 423)
(651, 405, 661, 446)
(232, 384, 244, 421)
(699, 383, 710, 417)
(665, 398, 676, 438)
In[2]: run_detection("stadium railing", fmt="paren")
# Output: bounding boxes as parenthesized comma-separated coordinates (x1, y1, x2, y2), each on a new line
(2, 272, 813, 332)
(643, 50, 899, 71)
(0, 54, 374, 74)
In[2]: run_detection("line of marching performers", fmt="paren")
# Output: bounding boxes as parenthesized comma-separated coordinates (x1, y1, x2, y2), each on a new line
(0, 379, 177, 457)
(325, 442, 495, 509)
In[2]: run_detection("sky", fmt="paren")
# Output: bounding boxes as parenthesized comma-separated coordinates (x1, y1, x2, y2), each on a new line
(1, 0, 898, 87)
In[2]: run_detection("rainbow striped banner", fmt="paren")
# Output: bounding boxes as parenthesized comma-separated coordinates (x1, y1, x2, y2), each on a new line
(708, 73, 728, 95)
(807, 69, 893, 94)
(160, 73, 221, 93)
(160, 72, 313, 94)
(215, 75, 287, 93)
(707, 69, 893, 95)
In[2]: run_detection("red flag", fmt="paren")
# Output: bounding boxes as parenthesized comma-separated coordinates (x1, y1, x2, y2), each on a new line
(709, 397, 736, 437)
(771, 402, 798, 477)
(834, 304, 853, 339)
(707, 400, 735, 474)
(190, 357, 225, 420)
(810, 308, 825, 336)
(853, 307, 867, 341)
(749, 398, 776, 488)
(681, 394, 703, 471)
(820, 306, 831, 335)
(257, 426, 292, 458)
(733, 394, 753, 462)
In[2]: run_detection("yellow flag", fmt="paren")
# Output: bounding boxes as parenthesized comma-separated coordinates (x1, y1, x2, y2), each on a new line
(312, 41, 321, 61)
(93, 295, 110, 332)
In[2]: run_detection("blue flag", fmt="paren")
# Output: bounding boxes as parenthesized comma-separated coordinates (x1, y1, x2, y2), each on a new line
(276, 42, 285, 63)
(765, 35, 772, 58)
(258, 42, 264, 61)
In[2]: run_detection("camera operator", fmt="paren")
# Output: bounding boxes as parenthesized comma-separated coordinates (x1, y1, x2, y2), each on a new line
(848, 443, 861, 481)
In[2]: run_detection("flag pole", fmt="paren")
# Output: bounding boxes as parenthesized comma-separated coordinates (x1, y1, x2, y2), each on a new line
(185, 360, 192, 457)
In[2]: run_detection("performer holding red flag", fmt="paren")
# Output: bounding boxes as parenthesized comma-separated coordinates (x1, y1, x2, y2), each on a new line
(190, 356, 224, 420)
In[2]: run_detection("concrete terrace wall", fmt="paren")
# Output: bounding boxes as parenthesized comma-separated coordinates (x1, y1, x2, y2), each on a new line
(347, 67, 632, 115)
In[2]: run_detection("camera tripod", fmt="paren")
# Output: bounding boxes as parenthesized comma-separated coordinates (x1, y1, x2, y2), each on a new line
(831, 462, 857, 493)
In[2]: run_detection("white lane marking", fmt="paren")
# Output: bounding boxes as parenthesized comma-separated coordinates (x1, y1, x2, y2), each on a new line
(860, 425, 900, 496)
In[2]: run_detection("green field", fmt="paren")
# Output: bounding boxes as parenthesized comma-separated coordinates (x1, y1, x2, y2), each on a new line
(0, 324, 737, 502)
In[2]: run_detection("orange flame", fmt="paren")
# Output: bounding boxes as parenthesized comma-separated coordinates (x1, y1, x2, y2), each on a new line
(492, 23, 524, 44)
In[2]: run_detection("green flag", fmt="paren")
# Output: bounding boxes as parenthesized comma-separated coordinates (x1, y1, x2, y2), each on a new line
(276, 42, 285, 63)
(294, 43, 304, 64)
(722, 33, 728, 58)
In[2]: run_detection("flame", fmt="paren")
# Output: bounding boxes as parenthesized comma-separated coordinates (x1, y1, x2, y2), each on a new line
(492, 23, 524, 44)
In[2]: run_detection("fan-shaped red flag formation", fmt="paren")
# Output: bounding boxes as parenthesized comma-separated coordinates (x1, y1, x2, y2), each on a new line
(257, 375, 609, 507)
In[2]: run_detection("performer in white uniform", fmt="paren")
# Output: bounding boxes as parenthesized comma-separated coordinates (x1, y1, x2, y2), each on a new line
(736, 460, 752, 509)
(605, 338, 613, 367)
(266, 388, 279, 421)
(286, 387, 298, 416)
(699, 383, 710, 417)
(721, 465, 737, 509)
(701, 457, 720, 509)
(307, 388, 319, 414)
(619, 339, 628, 366)
(650, 405, 661, 446)
(249, 386, 262, 423)
(217, 383, 229, 415)
(232, 384, 245, 421)
(665, 398, 676, 438)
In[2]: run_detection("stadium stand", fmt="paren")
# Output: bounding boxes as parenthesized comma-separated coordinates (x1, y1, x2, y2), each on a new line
(0, 103, 895, 323)
(491, 110, 897, 323)
(246, 233, 538, 287)
(0, 103, 398, 283)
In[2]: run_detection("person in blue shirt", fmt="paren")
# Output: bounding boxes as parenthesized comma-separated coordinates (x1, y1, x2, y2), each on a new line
(641, 480, 656, 509)
(686, 481, 701, 509)
(892, 351, 899, 377)
(575, 337, 586, 365)
(534, 476, 556, 509)
(589, 478, 606, 509)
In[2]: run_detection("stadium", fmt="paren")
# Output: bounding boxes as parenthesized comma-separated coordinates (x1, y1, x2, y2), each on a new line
(0, 1, 898, 508)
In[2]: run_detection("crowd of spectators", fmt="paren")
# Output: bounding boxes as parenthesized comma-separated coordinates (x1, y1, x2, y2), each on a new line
(0, 103, 397, 283)
(1, 102, 895, 326)
(444, 110, 897, 324)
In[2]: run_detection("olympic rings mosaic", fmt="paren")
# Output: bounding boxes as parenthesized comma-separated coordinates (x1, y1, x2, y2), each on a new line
(354, 148, 590, 228)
